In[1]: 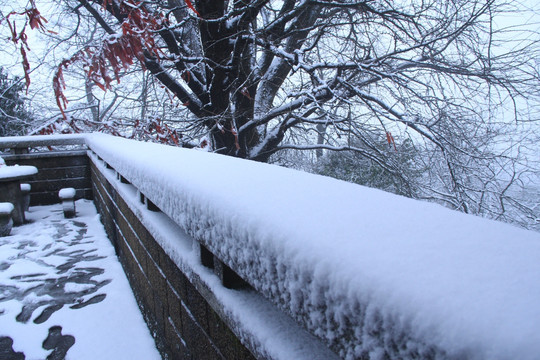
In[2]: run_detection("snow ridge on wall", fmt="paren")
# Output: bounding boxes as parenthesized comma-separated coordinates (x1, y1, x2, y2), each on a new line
(85, 133, 540, 360)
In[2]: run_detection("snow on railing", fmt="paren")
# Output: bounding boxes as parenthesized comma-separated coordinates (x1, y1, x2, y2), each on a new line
(3, 133, 540, 359)
(83, 133, 540, 360)
(0, 134, 86, 150)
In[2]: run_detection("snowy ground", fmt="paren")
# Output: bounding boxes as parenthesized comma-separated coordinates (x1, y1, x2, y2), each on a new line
(0, 200, 160, 360)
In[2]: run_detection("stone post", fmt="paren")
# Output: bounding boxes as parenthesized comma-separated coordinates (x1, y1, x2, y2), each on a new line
(20, 183, 31, 211)
(0, 202, 14, 237)
(59, 188, 76, 218)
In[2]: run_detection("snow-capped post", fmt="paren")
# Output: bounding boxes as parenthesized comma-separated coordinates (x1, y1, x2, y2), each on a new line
(59, 188, 76, 218)
(20, 183, 31, 211)
(213, 256, 250, 290)
(198, 242, 248, 289)
(198, 243, 214, 269)
(139, 191, 145, 205)
(119, 174, 130, 185)
(12, 147, 29, 155)
(137, 190, 159, 212)
(0, 202, 14, 237)
(146, 198, 160, 212)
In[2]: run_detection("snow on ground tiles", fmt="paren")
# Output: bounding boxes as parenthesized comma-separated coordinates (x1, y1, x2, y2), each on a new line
(0, 200, 160, 360)
(86, 133, 540, 360)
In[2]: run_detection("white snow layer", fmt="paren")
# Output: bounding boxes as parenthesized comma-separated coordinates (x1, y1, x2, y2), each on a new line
(91, 154, 338, 360)
(0, 202, 14, 214)
(0, 165, 38, 180)
(84, 133, 540, 360)
(58, 187, 76, 199)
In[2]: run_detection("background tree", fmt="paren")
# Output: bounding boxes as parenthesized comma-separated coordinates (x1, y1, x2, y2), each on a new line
(0, 67, 34, 136)
(312, 137, 422, 197)
(44, 0, 538, 155)
(4, 0, 540, 228)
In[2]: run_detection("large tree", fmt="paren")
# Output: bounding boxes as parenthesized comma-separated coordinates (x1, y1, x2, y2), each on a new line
(44, 0, 537, 153)
(5, 0, 540, 226)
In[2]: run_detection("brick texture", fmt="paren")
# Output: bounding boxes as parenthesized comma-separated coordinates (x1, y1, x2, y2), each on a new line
(90, 158, 256, 360)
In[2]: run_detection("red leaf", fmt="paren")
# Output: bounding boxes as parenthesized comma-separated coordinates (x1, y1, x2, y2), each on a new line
(27, 8, 47, 31)
(184, 0, 200, 16)
(181, 70, 191, 83)
(241, 86, 252, 100)
(231, 124, 240, 150)
(20, 47, 31, 91)
(386, 132, 397, 151)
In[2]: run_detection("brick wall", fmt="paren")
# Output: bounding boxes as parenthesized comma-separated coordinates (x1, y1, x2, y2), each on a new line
(90, 157, 256, 360)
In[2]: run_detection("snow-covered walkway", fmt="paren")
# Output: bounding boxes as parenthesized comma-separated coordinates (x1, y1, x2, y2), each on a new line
(0, 200, 161, 360)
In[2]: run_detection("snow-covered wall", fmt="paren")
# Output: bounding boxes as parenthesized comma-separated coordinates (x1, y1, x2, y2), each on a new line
(89, 147, 338, 360)
(4, 133, 539, 359)
(82, 133, 540, 360)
